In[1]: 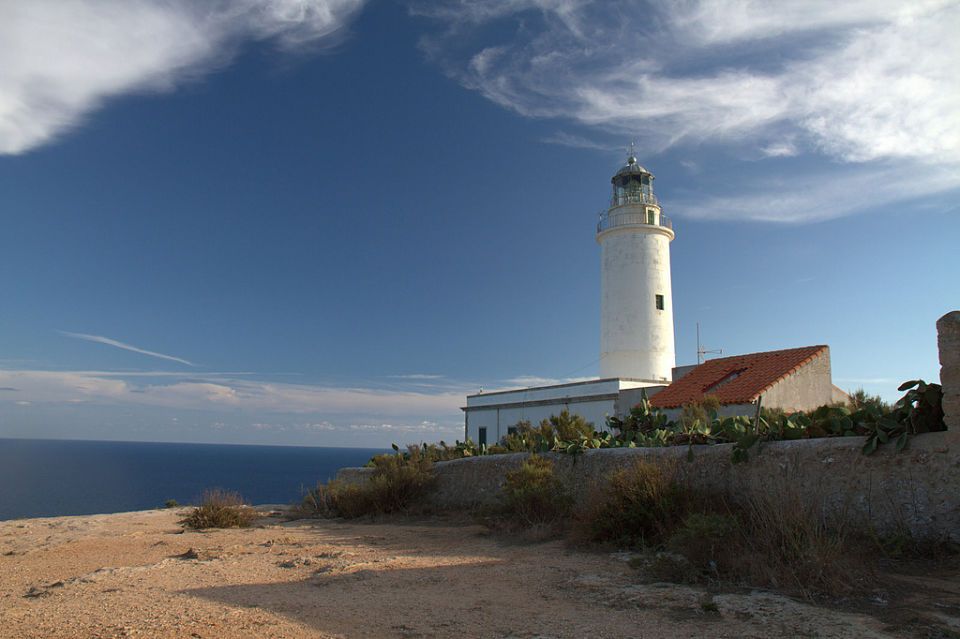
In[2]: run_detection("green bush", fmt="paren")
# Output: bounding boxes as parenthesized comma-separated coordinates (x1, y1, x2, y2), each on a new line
(302, 447, 436, 519)
(181, 489, 255, 529)
(678, 395, 721, 428)
(163, 499, 180, 509)
(499, 455, 573, 527)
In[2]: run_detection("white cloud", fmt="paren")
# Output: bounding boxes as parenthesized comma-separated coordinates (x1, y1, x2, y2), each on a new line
(59, 331, 196, 366)
(0, 0, 366, 155)
(416, 0, 960, 220)
(0, 369, 463, 419)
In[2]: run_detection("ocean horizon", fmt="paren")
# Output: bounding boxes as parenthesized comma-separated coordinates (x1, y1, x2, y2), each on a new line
(0, 438, 387, 521)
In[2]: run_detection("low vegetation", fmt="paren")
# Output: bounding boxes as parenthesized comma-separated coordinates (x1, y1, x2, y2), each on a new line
(497, 455, 573, 528)
(471, 456, 895, 597)
(180, 489, 255, 529)
(378, 379, 947, 467)
(301, 445, 436, 519)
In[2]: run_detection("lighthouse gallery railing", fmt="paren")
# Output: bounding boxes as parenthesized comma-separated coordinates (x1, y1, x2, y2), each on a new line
(597, 210, 673, 234)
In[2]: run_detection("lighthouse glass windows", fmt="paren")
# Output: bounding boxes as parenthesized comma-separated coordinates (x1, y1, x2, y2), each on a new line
(611, 173, 655, 206)
(656, 294, 665, 311)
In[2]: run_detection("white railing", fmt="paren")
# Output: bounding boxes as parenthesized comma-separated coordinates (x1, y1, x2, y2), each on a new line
(597, 210, 673, 233)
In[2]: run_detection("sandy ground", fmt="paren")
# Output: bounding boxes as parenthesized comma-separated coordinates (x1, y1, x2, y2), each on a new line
(1, 509, 958, 639)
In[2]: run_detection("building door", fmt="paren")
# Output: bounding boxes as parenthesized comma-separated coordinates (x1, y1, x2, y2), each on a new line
(478, 427, 487, 447)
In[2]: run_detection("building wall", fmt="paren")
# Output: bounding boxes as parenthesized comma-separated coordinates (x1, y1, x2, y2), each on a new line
(761, 349, 834, 412)
(465, 398, 617, 445)
(598, 212, 675, 382)
(464, 379, 658, 444)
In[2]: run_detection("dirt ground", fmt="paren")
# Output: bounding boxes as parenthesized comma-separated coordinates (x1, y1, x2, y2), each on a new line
(1, 508, 958, 639)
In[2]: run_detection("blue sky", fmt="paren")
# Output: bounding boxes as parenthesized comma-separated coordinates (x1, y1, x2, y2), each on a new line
(1, 0, 958, 447)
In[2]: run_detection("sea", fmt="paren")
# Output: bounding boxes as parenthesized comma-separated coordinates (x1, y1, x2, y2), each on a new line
(0, 438, 387, 521)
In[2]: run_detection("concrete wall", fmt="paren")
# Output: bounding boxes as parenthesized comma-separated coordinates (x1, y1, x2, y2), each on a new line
(939, 311, 960, 431)
(758, 348, 835, 413)
(598, 207, 675, 382)
(337, 432, 960, 541)
(466, 398, 616, 444)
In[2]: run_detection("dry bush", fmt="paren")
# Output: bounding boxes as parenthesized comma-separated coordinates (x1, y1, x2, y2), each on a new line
(499, 455, 573, 528)
(181, 489, 255, 530)
(571, 461, 696, 548)
(300, 451, 436, 519)
(572, 462, 876, 598)
(730, 482, 869, 597)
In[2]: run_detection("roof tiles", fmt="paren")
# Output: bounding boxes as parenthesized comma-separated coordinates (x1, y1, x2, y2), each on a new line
(649, 345, 828, 409)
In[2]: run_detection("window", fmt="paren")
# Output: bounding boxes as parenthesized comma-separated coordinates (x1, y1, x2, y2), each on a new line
(656, 294, 665, 311)
(478, 427, 487, 447)
(647, 209, 656, 224)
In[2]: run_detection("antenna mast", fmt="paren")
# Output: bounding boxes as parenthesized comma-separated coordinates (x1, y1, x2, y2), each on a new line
(696, 322, 722, 364)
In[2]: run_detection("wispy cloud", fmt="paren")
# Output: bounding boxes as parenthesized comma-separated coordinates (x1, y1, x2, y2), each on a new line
(0, 0, 367, 155)
(0, 369, 462, 417)
(59, 331, 196, 366)
(540, 131, 617, 151)
(415, 0, 960, 221)
(387, 373, 446, 380)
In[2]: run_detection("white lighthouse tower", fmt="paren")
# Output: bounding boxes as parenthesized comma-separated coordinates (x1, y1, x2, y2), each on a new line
(597, 152, 676, 382)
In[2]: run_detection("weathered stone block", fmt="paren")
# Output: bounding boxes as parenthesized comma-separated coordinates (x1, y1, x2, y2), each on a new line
(938, 311, 960, 431)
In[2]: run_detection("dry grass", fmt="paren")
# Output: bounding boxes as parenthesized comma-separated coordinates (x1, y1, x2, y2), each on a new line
(732, 482, 868, 597)
(180, 489, 255, 530)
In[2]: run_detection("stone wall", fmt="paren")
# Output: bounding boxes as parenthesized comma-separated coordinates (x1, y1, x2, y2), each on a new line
(939, 311, 960, 431)
(337, 432, 960, 541)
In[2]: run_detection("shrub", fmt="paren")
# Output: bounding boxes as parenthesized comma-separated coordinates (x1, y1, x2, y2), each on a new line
(163, 499, 180, 509)
(181, 489, 255, 530)
(848, 388, 891, 413)
(543, 410, 594, 441)
(499, 455, 572, 528)
(678, 395, 721, 427)
(666, 512, 741, 576)
(573, 461, 695, 548)
(301, 447, 436, 519)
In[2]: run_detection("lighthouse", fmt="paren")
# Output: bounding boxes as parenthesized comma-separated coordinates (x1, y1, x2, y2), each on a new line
(597, 153, 676, 382)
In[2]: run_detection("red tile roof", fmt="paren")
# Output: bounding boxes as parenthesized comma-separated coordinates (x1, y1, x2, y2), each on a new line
(649, 345, 829, 409)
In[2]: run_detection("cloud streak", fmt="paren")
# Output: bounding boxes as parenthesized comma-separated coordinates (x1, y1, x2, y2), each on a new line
(0, 369, 460, 415)
(0, 0, 367, 155)
(59, 331, 196, 366)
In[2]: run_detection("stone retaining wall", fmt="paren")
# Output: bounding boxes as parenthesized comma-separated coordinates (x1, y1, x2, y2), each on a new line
(337, 432, 959, 541)
(939, 311, 960, 431)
